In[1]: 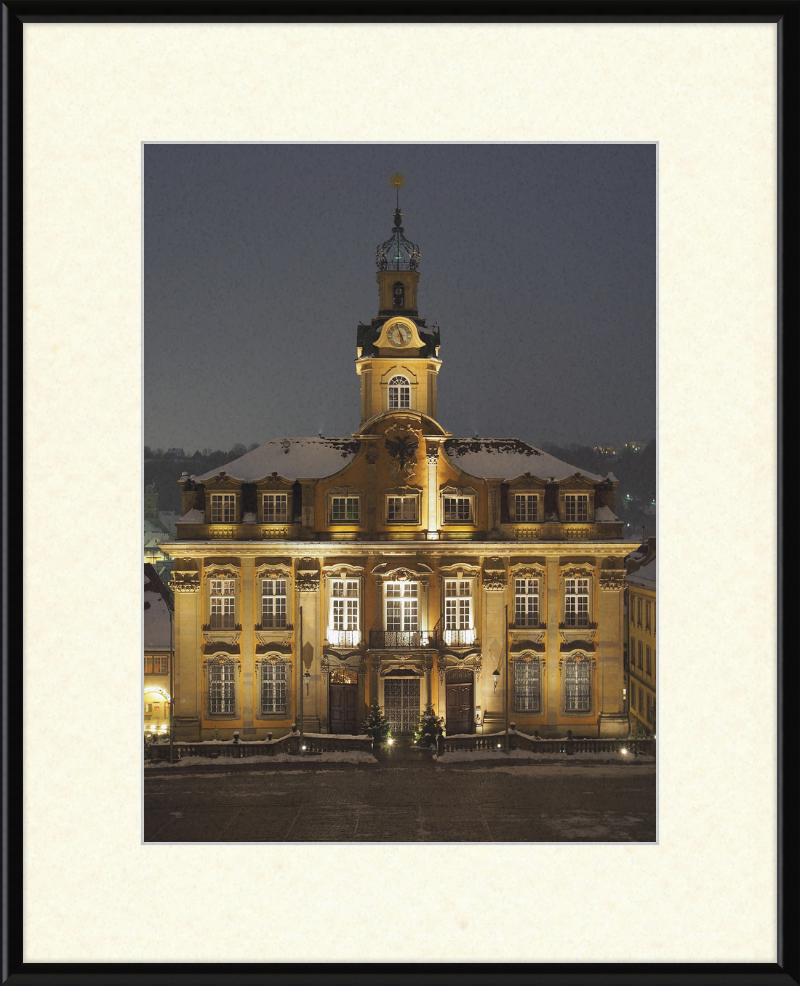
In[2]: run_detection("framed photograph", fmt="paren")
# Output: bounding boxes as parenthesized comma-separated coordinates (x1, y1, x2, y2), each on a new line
(5, 3, 794, 983)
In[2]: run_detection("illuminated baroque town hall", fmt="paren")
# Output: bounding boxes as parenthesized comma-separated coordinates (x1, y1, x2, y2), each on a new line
(164, 191, 630, 742)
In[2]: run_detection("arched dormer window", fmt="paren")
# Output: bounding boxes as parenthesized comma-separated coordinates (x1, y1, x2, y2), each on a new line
(388, 375, 410, 410)
(392, 281, 405, 307)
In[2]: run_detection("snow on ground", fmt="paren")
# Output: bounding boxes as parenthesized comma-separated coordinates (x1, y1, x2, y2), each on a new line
(435, 750, 655, 763)
(145, 750, 376, 767)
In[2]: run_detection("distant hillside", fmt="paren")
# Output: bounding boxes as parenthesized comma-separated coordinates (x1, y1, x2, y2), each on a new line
(143, 444, 259, 513)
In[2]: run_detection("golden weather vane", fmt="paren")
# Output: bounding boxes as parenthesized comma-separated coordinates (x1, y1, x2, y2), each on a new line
(389, 172, 406, 208)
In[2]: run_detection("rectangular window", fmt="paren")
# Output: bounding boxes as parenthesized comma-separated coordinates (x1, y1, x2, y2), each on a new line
(443, 496, 472, 523)
(564, 660, 591, 712)
(444, 580, 474, 644)
(639, 687, 644, 714)
(515, 578, 540, 627)
(515, 494, 538, 523)
(261, 662, 287, 715)
(210, 494, 236, 523)
(145, 703, 153, 713)
(564, 578, 589, 627)
(637, 598, 642, 627)
(331, 496, 360, 522)
(630, 684, 636, 710)
(646, 645, 652, 676)
(564, 494, 589, 523)
(263, 493, 288, 523)
(645, 600, 652, 631)
(208, 662, 236, 715)
(261, 579, 287, 628)
(210, 579, 235, 629)
(515, 661, 541, 713)
(144, 656, 152, 674)
(330, 579, 360, 644)
(153, 656, 168, 674)
(637, 641, 643, 669)
(385, 581, 418, 631)
(387, 496, 417, 522)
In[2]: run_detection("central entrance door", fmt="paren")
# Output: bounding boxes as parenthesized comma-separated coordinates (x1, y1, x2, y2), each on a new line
(329, 669, 359, 734)
(384, 675, 421, 735)
(446, 668, 474, 735)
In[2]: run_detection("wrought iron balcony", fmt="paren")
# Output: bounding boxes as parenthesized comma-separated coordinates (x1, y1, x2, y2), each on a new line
(326, 629, 362, 648)
(369, 629, 437, 649)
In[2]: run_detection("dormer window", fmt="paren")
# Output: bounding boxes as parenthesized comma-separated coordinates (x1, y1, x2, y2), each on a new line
(515, 494, 539, 523)
(392, 281, 405, 307)
(209, 493, 236, 523)
(262, 493, 288, 524)
(388, 375, 411, 409)
(564, 494, 589, 523)
(386, 494, 418, 523)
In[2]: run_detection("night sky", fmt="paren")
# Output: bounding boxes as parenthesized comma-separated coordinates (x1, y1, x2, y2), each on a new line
(144, 143, 656, 453)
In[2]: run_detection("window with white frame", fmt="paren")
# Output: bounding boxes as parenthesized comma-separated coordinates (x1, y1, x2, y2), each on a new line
(145, 656, 168, 674)
(209, 493, 236, 523)
(515, 660, 541, 713)
(208, 660, 236, 715)
(515, 494, 538, 523)
(444, 580, 474, 644)
(564, 659, 591, 713)
(210, 579, 235, 629)
(331, 496, 360, 522)
(443, 496, 472, 523)
(260, 662, 287, 716)
(261, 579, 287, 628)
(386, 582, 418, 632)
(262, 493, 288, 523)
(515, 578, 540, 627)
(564, 494, 589, 523)
(386, 495, 418, 523)
(330, 579, 360, 645)
(388, 375, 410, 409)
(564, 578, 589, 627)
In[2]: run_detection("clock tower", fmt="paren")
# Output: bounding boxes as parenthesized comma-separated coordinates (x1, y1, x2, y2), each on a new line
(356, 176, 442, 425)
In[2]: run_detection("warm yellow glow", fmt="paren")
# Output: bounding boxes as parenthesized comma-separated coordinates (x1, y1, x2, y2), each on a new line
(621, 748, 628, 754)
(388, 738, 394, 745)
(389, 172, 406, 189)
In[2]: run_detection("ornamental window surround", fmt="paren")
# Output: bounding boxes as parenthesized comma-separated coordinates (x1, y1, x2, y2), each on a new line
(262, 493, 288, 524)
(209, 579, 236, 629)
(388, 375, 411, 410)
(386, 494, 418, 524)
(515, 494, 539, 523)
(385, 581, 419, 632)
(564, 577, 590, 627)
(514, 578, 540, 628)
(443, 580, 475, 645)
(514, 659, 542, 713)
(261, 579, 287, 628)
(564, 494, 589, 523)
(326, 487, 364, 526)
(329, 579, 360, 646)
(209, 493, 237, 524)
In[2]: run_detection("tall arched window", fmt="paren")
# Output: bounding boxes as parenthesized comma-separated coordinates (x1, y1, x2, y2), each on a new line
(388, 375, 411, 409)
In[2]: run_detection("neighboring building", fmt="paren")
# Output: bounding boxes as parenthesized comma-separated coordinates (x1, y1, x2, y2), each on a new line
(163, 200, 631, 742)
(626, 542, 656, 736)
(144, 482, 174, 580)
(144, 563, 173, 737)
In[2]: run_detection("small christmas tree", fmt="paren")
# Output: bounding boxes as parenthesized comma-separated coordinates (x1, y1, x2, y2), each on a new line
(360, 698, 392, 746)
(414, 703, 444, 749)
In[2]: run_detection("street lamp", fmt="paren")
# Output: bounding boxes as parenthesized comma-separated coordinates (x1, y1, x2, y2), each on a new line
(492, 668, 500, 693)
(304, 670, 310, 696)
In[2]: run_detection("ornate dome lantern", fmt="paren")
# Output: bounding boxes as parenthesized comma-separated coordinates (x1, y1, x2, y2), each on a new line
(375, 173, 421, 271)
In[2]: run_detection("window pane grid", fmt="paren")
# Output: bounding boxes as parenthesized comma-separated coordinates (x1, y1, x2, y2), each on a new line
(515, 661, 541, 713)
(261, 663, 287, 715)
(388, 376, 411, 409)
(515, 494, 538, 523)
(443, 497, 471, 522)
(387, 496, 417, 522)
(564, 578, 589, 627)
(332, 496, 360, 521)
(210, 494, 236, 523)
(564, 494, 589, 523)
(565, 660, 591, 712)
(209, 663, 236, 715)
(210, 579, 235, 629)
(515, 578, 539, 626)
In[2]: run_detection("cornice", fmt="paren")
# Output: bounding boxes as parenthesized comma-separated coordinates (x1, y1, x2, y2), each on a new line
(163, 539, 631, 558)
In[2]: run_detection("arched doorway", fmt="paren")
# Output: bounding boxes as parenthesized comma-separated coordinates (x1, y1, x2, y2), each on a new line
(445, 667, 474, 735)
(329, 667, 359, 735)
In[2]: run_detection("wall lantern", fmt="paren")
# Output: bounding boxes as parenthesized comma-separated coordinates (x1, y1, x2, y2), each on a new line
(492, 669, 500, 693)
(304, 670, 311, 696)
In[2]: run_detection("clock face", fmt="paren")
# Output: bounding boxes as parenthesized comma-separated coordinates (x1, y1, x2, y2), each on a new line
(388, 323, 412, 348)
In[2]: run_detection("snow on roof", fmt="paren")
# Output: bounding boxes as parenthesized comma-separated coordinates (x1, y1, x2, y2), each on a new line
(627, 559, 656, 589)
(179, 508, 205, 523)
(194, 437, 360, 483)
(442, 439, 603, 482)
(595, 504, 619, 522)
(144, 590, 172, 649)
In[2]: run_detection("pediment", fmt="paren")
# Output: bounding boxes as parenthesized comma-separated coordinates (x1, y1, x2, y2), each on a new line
(355, 409, 450, 438)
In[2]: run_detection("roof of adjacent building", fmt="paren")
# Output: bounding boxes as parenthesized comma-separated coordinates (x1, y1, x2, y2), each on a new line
(191, 435, 608, 485)
(144, 564, 172, 650)
(627, 559, 656, 589)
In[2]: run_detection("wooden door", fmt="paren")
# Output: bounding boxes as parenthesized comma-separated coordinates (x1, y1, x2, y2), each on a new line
(446, 670, 473, 735)
(329, 683, 359, 735)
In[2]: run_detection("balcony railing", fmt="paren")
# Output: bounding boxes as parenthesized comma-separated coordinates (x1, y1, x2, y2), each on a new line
(369, 629, 437, 649)
(326, 629, 362, 648)
(442, 628, 477, 647)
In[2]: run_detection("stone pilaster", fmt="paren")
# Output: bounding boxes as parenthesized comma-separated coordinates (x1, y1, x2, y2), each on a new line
(241, 557, 255, 734)
(426, 443, 439, 539)
(546, 557, 560, 726)
(172, 575, 201, 741)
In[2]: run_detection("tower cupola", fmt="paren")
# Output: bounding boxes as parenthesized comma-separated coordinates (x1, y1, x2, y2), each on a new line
(375, 173, 421, 316)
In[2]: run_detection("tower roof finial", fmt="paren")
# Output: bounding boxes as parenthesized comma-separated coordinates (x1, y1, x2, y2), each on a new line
(376, 173, 420, 271)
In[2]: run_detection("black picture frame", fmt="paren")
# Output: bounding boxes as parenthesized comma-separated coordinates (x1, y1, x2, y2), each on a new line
(2, 2, 797, 985)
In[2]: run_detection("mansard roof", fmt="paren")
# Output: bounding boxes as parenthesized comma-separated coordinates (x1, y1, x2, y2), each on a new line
(442, 438, 605, 482)
(193, 437, 360, 483)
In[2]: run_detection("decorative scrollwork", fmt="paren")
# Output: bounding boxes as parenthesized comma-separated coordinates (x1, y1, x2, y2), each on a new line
(483, 574, 507, 591)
